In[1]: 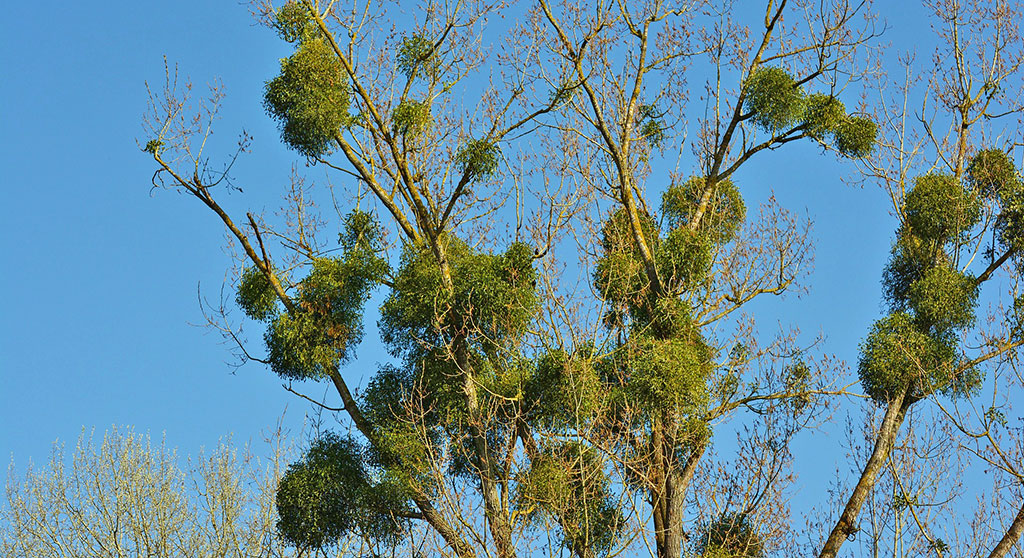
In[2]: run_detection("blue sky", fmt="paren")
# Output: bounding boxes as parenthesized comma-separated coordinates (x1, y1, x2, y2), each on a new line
(0, 0, 942, 525)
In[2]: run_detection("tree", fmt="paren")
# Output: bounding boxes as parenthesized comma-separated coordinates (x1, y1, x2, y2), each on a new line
(1, 425, 328, 557)
(818, 1, 1024, 556)
(140, 1, 1024, 557)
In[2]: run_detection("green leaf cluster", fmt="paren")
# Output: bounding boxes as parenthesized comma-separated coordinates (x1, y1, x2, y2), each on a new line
(906, 265, 978, 332)
(273, 1, 317, 43)
(904, 173, 981, 244)
(967, 150, 1024, 251)
(276, 433, 408, 550)
(260, 211, 388, 380)
(391, 99, 431, 138)
(264, 37, 350, 157)
(802, 94, 846, 140)
(595, 177, 745, 331)
(380, 238, 537, 358)
(662, 176, 746, 244)
(743, 67, 805, 132)
(236, 266, 279, 321)
(742, 67, 876, 157)
(832, 116, 877, 158)
(967, 148, 1019, 197)
(523, 348, 602, 428)
(865, 171, 987, 404)
(857, 312, 968, 403)
(637, 103, 666, 149)
(881, 232, 947, 309)
(456, 138, 501, 181)
(396, 35, 437, 79)
(517, 442, 622, 556)
(625, 329, 714, 413)
(695, 512, 764, 558)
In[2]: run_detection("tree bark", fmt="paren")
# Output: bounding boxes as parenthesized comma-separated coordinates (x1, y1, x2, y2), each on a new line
(819, 390, 910, 558)
(987, 499, 1024, 558)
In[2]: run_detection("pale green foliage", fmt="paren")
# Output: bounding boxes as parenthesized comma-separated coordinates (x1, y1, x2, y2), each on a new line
(867, 172, 985, 405)
(968, 148, 1020, 197)
(801, 94, 846, 140)
(593, 208, 660, 327)
(263, 211, 388, 380)
(626, 330, 713, 413)
(832, 116, 877, 158)
(274, 1, 316, 43)
(637, 103, 666, 148)
(360, 364, 435, 484)
(743, 67, 805, 132)
(970, 149, 1024, 252)
(661, 177, 746, 244)
(658, 228, 714, 292)
(396, 35, 436, 78)
(237, 266, 279, 321)
(370, 239, 538, 443)
(881, 231, 947, 310)
(276, 433, 406, 550)
(264, 38, 350, 157)
(144, 139, 163, 154)
(524, 348, 602, 428)
(2, 428, 299, 557)
(857, 312, 963, 403)
(391, 99, 431, 138)
(694, 512, 764, 558)
(380, 238, 537, 357)
(456, 138, 501, 181)
(783, 359, 813, 412)
(517, 442, 622, 555)
(907, 265, 978, 332)
(743, 68, 877, 156)
(904, 173, 981, 244)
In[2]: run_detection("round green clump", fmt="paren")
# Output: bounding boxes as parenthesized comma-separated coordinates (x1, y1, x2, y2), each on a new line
(695, 512, 764, 558)
(656, 227, 714, 292)
(801, 94, 846, 140)
(396, 35, 436, 78)
(599, 207, 660, 254)
(857, 312, 958, 404)
(997, 187, 1024, 251)
(594, 250, 649, 307)
(833, 116, 877, 158)
(276, 433, 405, 550)
(661, 176, 745, 244)
(637, 103, 666, 148)
(265, 308, 347, 380)
(274, 1, 316, 43)
(455, 138, 501, 181)
(517, 442, 621, 555)
(264, 38, 350, 157)
(379, 238, 538, 356)
(968, 148, 1020, 198)
(626, 331, 713, 413)
(266, 249, 385, 380)
(524, 349, 602, 427)
(881, 231, 946, 310)
(743, 67, 805, 132)
(907, 265, 978, 332)
(236, 266, 279, 321)
(391, 99, 431, 138)
(593, 208, 660, 306)
(904, 173, 981, 243)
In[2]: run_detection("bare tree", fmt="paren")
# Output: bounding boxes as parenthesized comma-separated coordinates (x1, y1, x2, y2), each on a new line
(0, 424, 362, 558)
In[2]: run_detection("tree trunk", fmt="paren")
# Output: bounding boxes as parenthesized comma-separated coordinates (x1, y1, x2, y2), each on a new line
(987, 499, 1024, 558)
(819, 390, 910, 558)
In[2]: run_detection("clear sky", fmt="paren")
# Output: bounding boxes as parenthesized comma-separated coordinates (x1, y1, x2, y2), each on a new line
(0, 0, 947, 529)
